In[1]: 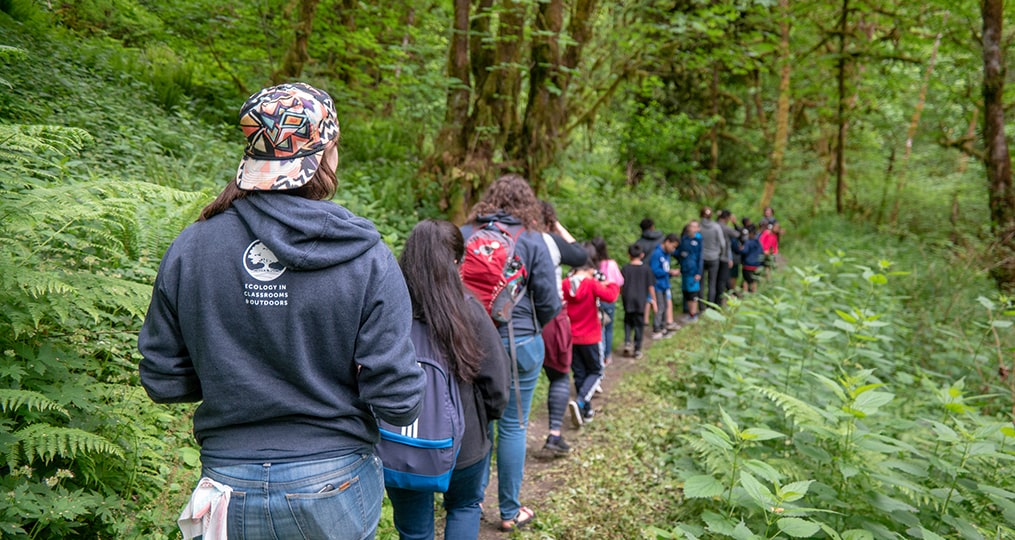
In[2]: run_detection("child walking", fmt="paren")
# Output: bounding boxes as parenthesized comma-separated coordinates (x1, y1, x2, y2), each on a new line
(676, 221, 703, 322)
(739, 224, 765, 293)
(649, 233, 681, 338)
(620, 244, 657, 360)
(564, 252, 619, 427)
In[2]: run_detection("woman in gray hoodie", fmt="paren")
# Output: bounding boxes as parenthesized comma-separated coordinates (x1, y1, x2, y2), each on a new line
(139, 83, 425, 540)
(698, 207, 728, 307)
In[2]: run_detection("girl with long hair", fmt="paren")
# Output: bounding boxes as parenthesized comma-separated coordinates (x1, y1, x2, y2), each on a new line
(387, 219, 510, 539)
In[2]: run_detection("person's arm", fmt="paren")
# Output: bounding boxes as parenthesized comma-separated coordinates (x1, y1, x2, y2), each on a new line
(138, 248, 203, 404)
(593, 280, 620, 303)
(354, 254, 426, 426)
(553, 234, 588, 268)
(555, 221, 577, 244)
(650, 251, 667, 280)
(467, 298, 510, 421)
(522, 232, 562, 327)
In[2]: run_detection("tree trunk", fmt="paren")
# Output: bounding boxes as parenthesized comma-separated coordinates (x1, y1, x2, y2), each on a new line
(834, 0, 849, 214)
(888, 14, 945, 225)
(709, 62, 720, 183)
(982, 0, 1015, 291)
(419, 0, 472, 222)
(760, 0, 791, 210)
(516, 0, 597, 194)
(272, 0, 321, 83)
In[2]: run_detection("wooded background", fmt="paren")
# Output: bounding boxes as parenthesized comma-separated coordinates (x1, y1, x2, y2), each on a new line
(2, 1, 1015, 538)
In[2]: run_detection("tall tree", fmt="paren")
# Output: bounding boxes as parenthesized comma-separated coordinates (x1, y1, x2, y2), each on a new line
(760, 0, 791, 210)
(273, 0, 322, 82)
(981, 0, 1015, 290)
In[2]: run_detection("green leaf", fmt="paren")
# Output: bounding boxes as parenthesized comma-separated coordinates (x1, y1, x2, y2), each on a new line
(719, 407, 740, 435)
(841, 530, 874, 540)
(976, 296, 995, 310)
(866, 273, 888, 285)
(704, 309, 726, 322)
(740, 471, 775, 507)
(701, 425, 734, 450)
(779, 480, 814, 502)
(917, 528, 947, 540)
(852, 390, 893, 415)
(683, 474, 725, 499)
(992, 320, 1013, 328)
(740, 428, 786, 441)
(777, 518, 821, 538)
(1002, 426, 1015, 438)
(835, 309, 857, 323)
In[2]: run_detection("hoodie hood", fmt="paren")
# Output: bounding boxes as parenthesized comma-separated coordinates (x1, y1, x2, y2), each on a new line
(475, 212, 523, 227)
(232, 193, 381, 271)
(641, 229, 663, 242)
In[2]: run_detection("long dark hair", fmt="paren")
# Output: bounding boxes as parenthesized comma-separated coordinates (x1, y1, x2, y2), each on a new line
(590, 237, 609, 266)
(399, 219, 482, 383)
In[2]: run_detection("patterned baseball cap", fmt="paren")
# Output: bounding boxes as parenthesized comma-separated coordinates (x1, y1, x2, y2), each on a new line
(235, 83, 340, 191)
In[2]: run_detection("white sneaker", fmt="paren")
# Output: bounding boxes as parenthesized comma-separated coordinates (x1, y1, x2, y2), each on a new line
(567, 400, 584, 428)
(651, 332, 663, 340)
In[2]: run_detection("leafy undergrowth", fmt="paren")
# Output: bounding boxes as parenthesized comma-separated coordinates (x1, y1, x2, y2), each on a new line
(524, 224, 1015, 540)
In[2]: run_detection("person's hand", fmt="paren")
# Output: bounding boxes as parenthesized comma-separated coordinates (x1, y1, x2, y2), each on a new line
(728, 260, 734, 268)
(694, 275, 701, 281)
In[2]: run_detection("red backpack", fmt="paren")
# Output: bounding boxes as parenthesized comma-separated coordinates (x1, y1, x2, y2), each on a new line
(459, 221, 528, 325)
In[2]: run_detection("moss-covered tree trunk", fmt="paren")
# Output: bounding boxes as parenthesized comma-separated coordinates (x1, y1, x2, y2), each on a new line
(760, 0, 791, 210)
(272, 0, 321, 83)
(981, 0, 1015, 291)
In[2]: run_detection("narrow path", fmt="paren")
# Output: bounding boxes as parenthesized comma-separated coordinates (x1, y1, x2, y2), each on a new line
(472, 330, 667, 538)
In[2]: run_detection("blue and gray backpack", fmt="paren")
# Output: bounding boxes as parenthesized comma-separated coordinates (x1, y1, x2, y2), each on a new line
(375, 320, 464, 492)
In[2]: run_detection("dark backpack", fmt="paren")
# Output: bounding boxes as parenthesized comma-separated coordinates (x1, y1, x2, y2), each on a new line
(459, 221, 528, 325)
(376, 320, 464, 492)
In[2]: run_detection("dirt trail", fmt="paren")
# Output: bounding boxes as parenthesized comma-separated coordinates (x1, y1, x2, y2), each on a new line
(472, 333, 662, 539)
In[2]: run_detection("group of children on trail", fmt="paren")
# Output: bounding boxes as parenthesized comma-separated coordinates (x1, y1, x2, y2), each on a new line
(628, 207, 782, 353)
(138, 81, 785, 540)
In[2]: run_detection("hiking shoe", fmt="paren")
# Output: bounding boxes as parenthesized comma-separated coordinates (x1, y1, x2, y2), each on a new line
(650, 332, 664, 340)
(665, 322, 681, 331)
(543, 434, 571, 456)
(622, 342, 633, 356)
(582, 404, 595, 423)
(567, 400, 584, 428)
(634, 350, 643, 360)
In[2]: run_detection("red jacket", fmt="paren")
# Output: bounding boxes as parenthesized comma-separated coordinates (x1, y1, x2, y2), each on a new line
(563, 275, 620, 345)
(760, 229, 779, 255)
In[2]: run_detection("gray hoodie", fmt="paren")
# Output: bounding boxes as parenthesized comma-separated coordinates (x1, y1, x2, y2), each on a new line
(699, 218, 727, 262)
(138, 193, 425, 467)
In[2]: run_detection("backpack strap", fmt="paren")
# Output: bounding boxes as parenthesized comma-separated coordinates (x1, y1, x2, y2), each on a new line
(506, 320, 524, 429)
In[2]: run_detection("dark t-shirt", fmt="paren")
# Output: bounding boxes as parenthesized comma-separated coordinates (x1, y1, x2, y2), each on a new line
(620, 262, 655, 314)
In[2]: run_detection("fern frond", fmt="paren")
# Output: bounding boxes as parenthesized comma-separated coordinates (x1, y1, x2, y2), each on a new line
(0, 124, 93, 176)
(15, 423, 124, 463)
(0, 389, 69, 417)
(754, 386, 835, 435)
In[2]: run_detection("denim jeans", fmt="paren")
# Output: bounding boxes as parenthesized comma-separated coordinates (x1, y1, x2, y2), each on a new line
(202, 452, 383, 540)
(599, 301, 616, 360)
(386, 456, 488, 540)
(496, 334, 543, 521)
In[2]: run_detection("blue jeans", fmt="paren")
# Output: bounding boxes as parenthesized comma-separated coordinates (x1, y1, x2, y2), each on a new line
(600, 301, 616, 360)
(386, 456, 488, 540)
(495, 334, 543, 521)
(202, 452, 383, 540)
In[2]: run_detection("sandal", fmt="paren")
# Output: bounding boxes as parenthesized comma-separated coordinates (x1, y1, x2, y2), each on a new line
(500, 506, 535, 531)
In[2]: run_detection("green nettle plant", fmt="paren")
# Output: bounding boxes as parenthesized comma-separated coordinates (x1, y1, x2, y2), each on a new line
(655, 252, 1015, 539)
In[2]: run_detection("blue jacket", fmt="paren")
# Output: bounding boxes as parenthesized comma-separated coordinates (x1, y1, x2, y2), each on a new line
(462, 212, 562, 337)
(649, 243, 674, 291)
(138, 193, 426, 467)
(740, 237, 765, 268)
(677, 233, 704, 293)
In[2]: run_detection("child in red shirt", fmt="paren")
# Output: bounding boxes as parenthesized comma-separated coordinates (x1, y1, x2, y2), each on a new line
(759, 223, 780, 273)
(563, 257, 619, 426)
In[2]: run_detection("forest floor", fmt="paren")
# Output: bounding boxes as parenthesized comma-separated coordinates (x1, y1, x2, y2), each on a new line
(467, 323, 673, 539)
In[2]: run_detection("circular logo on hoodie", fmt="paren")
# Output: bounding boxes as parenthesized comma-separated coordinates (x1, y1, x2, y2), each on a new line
(243, 240, 286, 282)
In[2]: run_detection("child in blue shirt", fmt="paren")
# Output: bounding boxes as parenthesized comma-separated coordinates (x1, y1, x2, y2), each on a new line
(676, 221, 703, 321)
(738, 224, 764, 293)
(649, 233, 680, 338)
